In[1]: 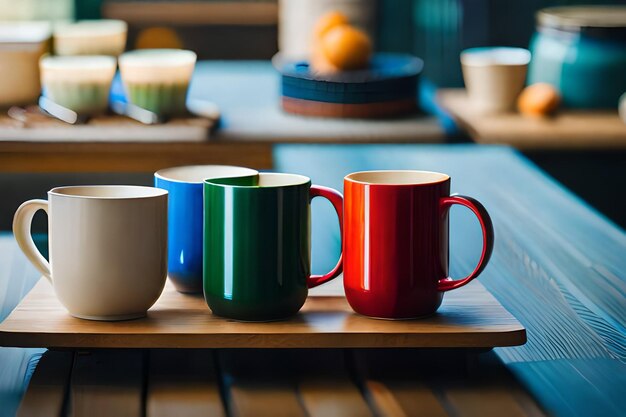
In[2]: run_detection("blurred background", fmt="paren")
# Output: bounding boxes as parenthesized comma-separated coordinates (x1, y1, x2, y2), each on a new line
(1, 0, 625, 235)
(4, 0, 625, 81)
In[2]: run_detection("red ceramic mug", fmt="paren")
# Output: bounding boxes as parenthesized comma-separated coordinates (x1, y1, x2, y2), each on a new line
(343, 170, 494, 319)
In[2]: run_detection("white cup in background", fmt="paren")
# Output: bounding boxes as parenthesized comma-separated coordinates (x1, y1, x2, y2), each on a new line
(461, 47, 531, 114)
(53, 19, 128, 56)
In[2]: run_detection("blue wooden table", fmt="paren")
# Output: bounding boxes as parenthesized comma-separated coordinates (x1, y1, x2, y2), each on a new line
(1, 144, 624, 417)
(274, 144, 626, 417)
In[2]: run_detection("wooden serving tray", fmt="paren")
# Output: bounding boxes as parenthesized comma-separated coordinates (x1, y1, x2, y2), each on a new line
(0, 278, 525, 349)
(0, 113, 215, 142)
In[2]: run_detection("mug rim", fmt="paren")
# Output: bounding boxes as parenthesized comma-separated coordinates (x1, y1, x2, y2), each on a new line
(155, 165, 258, 184)
(204, 172, 310, 188)
(49, 185, 167, 200)
(344, 170, 450, 186)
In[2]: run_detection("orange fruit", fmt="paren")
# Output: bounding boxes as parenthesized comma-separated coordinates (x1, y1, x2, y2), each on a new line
(518, 83, 560, 117)
(135, 27, 183, 50)
(320, 24, 371, 70)
(310, 42, 340, 74)
(313, 11, 349, 41)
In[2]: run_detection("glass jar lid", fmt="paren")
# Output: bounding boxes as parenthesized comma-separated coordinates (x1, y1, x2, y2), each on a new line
(537, 6, 626, 39)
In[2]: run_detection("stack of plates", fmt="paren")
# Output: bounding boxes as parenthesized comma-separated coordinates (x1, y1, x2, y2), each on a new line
(274, 53, 424, 118)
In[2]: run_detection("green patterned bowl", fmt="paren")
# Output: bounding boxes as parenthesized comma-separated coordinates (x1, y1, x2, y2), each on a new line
(119, 49, 197, 117)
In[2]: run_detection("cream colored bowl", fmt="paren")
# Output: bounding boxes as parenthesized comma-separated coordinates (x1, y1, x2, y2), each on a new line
(40, 55, 116, 115)
(54, 19, 127, 56)
(119, 49, 197, 116)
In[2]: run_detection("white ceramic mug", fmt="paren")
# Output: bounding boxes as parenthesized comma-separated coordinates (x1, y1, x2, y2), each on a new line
(13, 185, 168, 321)
(461, 47, 531, 114)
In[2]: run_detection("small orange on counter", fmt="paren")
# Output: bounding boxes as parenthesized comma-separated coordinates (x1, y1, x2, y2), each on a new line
(313, 11, 349, 41)
(518, 83, 560, 117)
(320, 24, 372, 70)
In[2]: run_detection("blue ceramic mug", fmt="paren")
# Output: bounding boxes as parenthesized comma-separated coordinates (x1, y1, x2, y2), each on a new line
(154, 165, 258, 293)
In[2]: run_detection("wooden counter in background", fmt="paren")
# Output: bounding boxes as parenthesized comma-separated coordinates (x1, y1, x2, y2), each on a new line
(437, 89, 626, 150)
(0, 61, 444, 173)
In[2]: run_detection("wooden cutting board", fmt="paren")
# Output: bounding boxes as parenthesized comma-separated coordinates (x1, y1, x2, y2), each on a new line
(0, 278, 525, 349)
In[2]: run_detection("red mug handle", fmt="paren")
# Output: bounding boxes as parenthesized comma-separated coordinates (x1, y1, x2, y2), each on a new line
(437, 195, 494, 292)
(307, 185, 343, 288)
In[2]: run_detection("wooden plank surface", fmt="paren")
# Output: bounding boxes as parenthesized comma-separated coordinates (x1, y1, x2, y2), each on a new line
(219, 350, 306, 417)
(17, 348, 548, 417)
(146, 349, 224, 417)
(437, 89, 626, 149)
(353, 349, 547, 417)
(70, 350, 144, 417)
(0, 277, 525, 349)
(292, 349, 373, 417)
(274, 144, 626, 417)
(17, 350, 73, 417)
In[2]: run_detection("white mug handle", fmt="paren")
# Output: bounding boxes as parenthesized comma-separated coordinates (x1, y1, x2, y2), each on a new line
(13, 199, 52, 283)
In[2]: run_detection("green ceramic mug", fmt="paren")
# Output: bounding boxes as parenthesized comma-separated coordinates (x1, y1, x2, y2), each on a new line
(203, 173, 343, 321)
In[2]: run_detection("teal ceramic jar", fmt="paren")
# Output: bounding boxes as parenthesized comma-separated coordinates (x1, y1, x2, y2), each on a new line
(528, 6, 626, 109)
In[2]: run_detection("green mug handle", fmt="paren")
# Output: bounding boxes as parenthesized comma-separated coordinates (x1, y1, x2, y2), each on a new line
(308, 185, 343, 288)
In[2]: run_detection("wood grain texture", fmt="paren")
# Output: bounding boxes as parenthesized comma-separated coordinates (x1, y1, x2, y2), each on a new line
(294, 349, 373, 417)
(14, 348, 549, 417)
(365, 380, 448, 417)
(274, 144, 626, 417)
(437, 89, 626, 149)
(146, 349, 224, 417)
(218, 350, 305, 417)
(353, 349, 547, 417)
(0, 277, 525, 349)
(17, 350, 73, 417)
(70, 350, 144, 417)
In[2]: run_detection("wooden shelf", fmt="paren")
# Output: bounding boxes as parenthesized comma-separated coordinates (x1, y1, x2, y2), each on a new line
(102, 1, 279, 26)
(437, 89, 626, 150)
(0, 61, 444, 173)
